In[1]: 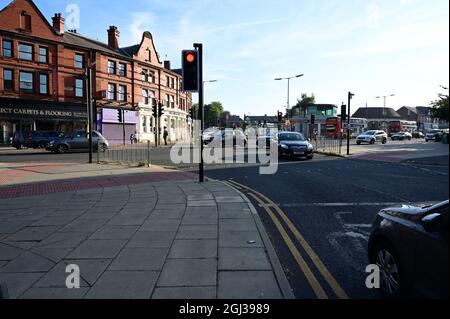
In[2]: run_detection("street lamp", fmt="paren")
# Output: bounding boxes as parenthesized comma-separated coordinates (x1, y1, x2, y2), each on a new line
(275, 74, 304, 111)
(376, 94, 395, 130)
(275, 74, 304, 131)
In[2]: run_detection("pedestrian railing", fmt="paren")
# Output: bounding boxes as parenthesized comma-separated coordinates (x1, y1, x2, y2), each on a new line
(97, 140, 152, 166)
(311, 136, 343, 156)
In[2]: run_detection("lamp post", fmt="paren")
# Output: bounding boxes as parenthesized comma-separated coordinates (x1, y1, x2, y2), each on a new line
(275, 74, 304, 131)
(85, 61, 97, 164)
(376, 94, 395, 130)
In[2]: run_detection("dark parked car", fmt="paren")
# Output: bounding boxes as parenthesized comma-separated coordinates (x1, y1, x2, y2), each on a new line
(276, 132, 314, 159)
(368, 200, 449, 299)
(11, 131, 32, 149)
(391, 132, 412, 141)
(46, 130, 109, 154)
(24, 131, 65, 149)
(412, 131, 425, 139)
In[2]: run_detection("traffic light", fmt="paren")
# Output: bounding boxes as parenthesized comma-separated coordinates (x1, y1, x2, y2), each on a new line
(277, 111, 283, 123)
(189, 108, 195, 120)
(118, 109, 123, 123)
(152, 103, 158, 118)
(182, 50, 200, 92)
(311, 115, 315, 125)
(158, 103, 165, 117)
(341, 104, 347, 122)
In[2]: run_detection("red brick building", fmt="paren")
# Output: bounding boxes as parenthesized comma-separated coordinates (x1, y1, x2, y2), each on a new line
(0, 0, 192, 145)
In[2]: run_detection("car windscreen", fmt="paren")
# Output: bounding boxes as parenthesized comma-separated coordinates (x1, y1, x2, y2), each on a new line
(279, 133, 305, 141)
(364, 131, 376, 135)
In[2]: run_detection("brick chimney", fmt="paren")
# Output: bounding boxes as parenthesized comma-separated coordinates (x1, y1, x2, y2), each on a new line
(52, 13, 65, 34)
(107, 26, 120, 50)
(164, 60, 171, 70)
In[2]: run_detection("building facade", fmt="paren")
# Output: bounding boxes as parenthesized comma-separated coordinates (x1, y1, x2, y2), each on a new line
(0, 0, 192, 145)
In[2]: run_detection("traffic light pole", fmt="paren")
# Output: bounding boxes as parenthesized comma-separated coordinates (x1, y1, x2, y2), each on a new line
(86, 67, 93, 164)
(194, 43, 204, 183)
(347, 92, 354, 156)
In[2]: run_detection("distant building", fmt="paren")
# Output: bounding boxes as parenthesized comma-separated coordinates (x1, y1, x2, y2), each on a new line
(397, 106, 436, 131)
(245, 115, 278, 128)
(291, 104, 338, 137)
(352, 107, 401, 131)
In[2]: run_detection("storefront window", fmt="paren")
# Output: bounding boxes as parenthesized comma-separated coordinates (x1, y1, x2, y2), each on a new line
(19, 43, 33, 61)
(19, 71, 33, 93)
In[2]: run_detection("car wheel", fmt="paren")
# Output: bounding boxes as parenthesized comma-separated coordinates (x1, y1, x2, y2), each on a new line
(357, 141, 361, 145)
(56, 145, 68, 154)
(99, 143, 107, 153)
(382, 138, 387, 145)
(373, 241, 406, 298)
(39, 142, 47, 149)
(370, 139, 375, 145)
(307, 154, 314, 160)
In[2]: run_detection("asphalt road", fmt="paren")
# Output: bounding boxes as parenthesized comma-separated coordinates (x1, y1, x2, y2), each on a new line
(204, 155, 449, 299)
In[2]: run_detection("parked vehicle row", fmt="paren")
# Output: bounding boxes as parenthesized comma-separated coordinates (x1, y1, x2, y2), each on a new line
(11, 130, 110, 154)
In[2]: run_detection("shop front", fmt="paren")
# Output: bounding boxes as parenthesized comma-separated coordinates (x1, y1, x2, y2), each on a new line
(97, 108, 138, 145)
(0, 97, 87, 145)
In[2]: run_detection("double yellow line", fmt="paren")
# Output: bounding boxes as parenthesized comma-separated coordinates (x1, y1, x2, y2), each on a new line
(226, 179, 349, 300)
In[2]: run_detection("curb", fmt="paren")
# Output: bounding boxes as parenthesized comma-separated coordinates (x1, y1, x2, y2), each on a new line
(219, 180, 295, 300)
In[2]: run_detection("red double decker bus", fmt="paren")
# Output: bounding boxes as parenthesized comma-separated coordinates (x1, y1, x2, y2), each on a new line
(324, 117, 342, 138)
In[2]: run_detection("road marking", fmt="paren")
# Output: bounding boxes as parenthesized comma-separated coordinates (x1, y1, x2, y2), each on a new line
(274, 202, 436, 208)
(246, 192, 328, 299)
(228, 180, 349, 300)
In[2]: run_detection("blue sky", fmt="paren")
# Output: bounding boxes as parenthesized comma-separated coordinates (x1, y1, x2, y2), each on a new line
(3, 0, 448, 116)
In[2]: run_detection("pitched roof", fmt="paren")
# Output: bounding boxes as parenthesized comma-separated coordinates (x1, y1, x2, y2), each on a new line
(63, 31, 132, 59)
(352, 107, 401, 119)
(398, 106, 431, 116)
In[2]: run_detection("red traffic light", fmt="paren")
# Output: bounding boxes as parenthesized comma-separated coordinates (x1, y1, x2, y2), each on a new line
(186, 53, 196, 63)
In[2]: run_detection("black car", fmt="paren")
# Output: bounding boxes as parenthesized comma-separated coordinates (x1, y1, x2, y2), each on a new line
(24, 131, 65, 149)
(11, 131, 31, 149)
(277, 132, 314, 159)
(368, 200, 449, 299)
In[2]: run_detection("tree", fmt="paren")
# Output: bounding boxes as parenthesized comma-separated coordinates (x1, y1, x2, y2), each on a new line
(430, 86, 449, 122)
(291, 93, 316, 117)
(204, 101, 224, 127)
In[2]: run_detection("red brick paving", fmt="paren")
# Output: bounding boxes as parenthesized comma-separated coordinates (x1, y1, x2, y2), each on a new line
(0, 171, 197, 199)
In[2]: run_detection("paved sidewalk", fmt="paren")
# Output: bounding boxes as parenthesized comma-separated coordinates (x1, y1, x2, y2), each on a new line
(0, 179, 293, 299)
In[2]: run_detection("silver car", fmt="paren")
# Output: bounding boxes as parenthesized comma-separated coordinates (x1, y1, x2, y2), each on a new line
(356, 130, 388, 145)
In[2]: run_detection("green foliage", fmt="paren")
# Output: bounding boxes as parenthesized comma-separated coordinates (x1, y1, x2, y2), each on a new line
(430, 86, 449, 121)
(191, 102, 224, 127)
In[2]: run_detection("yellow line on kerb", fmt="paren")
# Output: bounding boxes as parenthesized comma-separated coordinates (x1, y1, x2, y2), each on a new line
(228, 179, 349, 300)
(246, 192, 328, 299)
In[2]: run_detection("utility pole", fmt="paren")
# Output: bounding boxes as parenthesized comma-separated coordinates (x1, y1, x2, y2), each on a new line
(85, 65, 95, 164)
(347, 92, 355, 156)
(194, 43, 204, 183)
